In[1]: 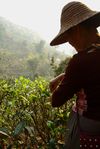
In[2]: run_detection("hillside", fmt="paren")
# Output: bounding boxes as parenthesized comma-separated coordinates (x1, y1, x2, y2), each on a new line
(0, 17, 67, 79)
(0, 17, 42, 51)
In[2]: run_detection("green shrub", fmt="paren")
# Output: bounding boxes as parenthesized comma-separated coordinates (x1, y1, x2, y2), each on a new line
(0, 77, 74, 148)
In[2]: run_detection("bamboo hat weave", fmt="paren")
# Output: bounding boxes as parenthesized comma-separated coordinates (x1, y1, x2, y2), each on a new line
(50, 1, 100, 46)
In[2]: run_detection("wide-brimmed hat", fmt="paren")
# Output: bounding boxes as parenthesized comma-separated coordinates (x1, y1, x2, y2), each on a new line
(50, 1, 100, 46)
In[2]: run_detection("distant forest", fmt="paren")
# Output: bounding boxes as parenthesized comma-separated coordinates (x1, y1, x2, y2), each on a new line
(0, 17, 70, 79)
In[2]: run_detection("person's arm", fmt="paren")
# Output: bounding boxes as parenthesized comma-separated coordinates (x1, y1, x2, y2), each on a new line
(49, 73, 65, 93)
(50, 55, 80, 107)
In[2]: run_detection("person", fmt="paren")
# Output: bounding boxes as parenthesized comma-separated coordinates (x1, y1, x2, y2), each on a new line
(49, 1, 100, 149)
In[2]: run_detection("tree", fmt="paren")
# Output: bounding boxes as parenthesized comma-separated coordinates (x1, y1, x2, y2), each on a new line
(50, 56, 71, 76)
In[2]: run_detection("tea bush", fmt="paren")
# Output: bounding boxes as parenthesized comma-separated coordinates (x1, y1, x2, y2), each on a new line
(0, 77, 74, 148)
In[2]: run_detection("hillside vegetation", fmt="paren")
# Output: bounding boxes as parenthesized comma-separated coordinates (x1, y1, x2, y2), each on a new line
(0, 17, 73, 148)
(0, 17, 68, 79)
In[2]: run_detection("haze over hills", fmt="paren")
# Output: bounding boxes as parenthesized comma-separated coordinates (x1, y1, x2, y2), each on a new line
(0, 16, 69, 79)
(0, 16, 42, 50)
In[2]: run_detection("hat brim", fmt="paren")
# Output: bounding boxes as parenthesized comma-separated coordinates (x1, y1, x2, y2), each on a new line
(50, 12, 100, 46)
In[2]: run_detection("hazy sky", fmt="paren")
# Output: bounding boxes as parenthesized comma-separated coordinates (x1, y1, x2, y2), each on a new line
(0, 0, 100, 55)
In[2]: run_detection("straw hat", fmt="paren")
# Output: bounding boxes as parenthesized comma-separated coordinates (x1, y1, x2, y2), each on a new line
(50, 1, 100, 46)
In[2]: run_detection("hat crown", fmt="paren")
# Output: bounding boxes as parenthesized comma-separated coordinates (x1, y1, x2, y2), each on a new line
(61, 1, 95, 29)
(62, 1, 90, 15)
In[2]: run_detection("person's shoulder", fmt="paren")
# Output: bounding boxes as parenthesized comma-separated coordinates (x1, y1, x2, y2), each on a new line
(68, 53, 79, 67)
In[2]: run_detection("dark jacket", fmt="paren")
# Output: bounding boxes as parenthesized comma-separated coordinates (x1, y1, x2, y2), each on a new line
(51, 44, 100, 121)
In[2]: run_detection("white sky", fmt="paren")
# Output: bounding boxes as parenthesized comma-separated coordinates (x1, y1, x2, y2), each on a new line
(0, 0, 100, 55)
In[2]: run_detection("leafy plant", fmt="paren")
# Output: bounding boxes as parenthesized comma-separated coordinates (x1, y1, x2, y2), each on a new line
(0, 77, 74, 148)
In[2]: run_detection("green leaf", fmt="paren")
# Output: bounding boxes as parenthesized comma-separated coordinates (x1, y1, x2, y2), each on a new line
(13, 121, 26, 136)
(48, 138, 56, 149)
(0, 127, 9, 134)
(47, 121, 55, 129)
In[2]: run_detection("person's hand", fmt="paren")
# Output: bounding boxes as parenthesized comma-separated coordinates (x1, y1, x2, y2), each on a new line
(49, 73, 65, 93)
(72, 89, 87, 115)
(49, 79, 59, 93)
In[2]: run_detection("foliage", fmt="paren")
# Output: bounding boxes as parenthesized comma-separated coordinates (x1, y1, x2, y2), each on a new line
(0, 77, 74, 148)
(0, 16, 74, 148)
(50, 56, 71, 76)
(0, 17, 67, 80)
